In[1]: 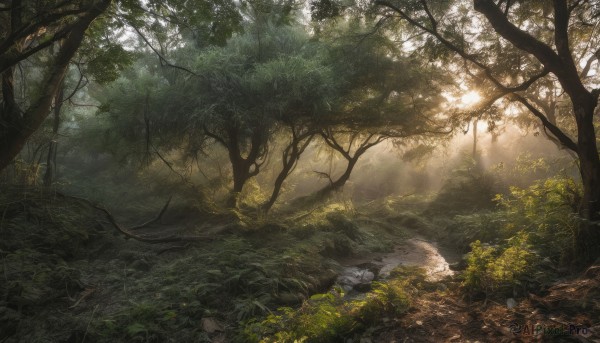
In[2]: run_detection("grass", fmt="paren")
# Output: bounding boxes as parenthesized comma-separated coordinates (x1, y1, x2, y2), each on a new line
(0, 186, 410, 342)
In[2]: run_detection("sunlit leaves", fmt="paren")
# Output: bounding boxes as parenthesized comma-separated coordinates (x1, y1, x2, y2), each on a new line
(463, 233, 535, 294)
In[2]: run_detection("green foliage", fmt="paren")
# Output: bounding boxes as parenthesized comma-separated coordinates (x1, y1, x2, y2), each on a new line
(445, 211, 506, 249)
(188, 22, 336, 137)
(325, 212, 363, 242)
(84, 43, 134, 84)
(495, 176, 580, 263)
(240, 268, 418, 343)
(490, 152, 573, 189)
(463, 233, 536, 296)
(356, 279, 411, 323)
(0, 189, 102, 340)
(427, 157, 498, 215)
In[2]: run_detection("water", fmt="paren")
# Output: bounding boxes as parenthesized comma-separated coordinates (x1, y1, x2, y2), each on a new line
(336, 236, 460, 293)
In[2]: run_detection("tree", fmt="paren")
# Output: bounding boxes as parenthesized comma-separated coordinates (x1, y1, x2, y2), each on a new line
(95, 22, 336, 208)
(190, 23, 337, 207)
(0, 0, 112, 172)
(371, 0, 600, 265)
(308, 17, 451, 198)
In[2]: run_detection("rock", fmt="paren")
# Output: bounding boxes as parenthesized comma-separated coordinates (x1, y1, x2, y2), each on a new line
(336, 267, 376, 293)
(506, 298, 517, 309)
(448, 260, 467, 271)
(341, 285, 353, 292)
(277, 292, 303, 305)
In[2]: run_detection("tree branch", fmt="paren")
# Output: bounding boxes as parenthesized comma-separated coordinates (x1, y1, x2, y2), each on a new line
(130, 24, 198, 76)
(473, 0, 588, 99)
(128, 196, 172, 230)
(511, 93, 578, 152)
(203, 125, 228, 147)
(61, 193, 214, 243)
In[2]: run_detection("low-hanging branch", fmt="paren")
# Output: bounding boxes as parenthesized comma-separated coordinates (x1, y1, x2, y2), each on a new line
(128, 196, 172, 231)
(58, 193, 214, 243)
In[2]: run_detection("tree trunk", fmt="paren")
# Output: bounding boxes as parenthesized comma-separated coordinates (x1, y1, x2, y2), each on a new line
(472, 118, 478, 159)
(224, 126, 264, 208)
(263, 156, 295, 211)
(43, 83, 64, 187)
(228, 156, 250, 207)
(262, 133, 313, 212)
(0, 0, 111, 173)
(574, 100, 600, 265)
(316, 157, 358, 198)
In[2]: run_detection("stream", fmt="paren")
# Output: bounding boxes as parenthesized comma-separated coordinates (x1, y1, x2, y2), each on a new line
(336, 236, 462, 295)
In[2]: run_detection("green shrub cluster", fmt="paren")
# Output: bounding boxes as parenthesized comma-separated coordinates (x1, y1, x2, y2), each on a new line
(240, 267, 423, 343)
(463, 233, 536, 296)
(495, 177, 580, 264)
(460, 176, 581, 296)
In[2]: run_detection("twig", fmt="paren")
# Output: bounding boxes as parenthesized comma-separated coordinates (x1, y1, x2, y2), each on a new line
(69, 288, 96, 309)
(81, 304, 98, 343)
(313, 170, 334, 186)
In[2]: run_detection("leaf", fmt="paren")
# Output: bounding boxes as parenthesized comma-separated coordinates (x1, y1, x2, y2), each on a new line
(125, 322, 147, 336)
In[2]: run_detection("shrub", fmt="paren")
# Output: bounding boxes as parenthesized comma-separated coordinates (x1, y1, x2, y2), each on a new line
(495, 176, 580, 264)
(463, 233, 536, 296)
(426, 157, 498, 215)
(240, 267, 421, 342)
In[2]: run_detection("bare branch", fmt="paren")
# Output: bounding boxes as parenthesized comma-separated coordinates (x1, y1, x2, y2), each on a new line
(129, 196, 172, 230)
(130, 25, 198, 76)
(60, 193, 214, 243)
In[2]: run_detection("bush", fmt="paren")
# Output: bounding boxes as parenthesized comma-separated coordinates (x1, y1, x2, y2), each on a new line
(495, 176, 580, 264)
(444, 211, 506, 250)
(426, 157, 498, 215)
(463, 233, 536, 297)
(240, 267, 422, 343)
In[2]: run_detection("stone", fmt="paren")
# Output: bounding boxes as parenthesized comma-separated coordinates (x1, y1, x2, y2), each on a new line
(506, 298, 517, 309)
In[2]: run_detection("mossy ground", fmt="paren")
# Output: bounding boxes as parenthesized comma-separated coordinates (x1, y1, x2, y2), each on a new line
(3, 182, 597, 342)
(0, 187, 415, 342)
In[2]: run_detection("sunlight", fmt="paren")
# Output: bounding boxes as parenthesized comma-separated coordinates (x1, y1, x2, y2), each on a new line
(460, 90, 482, 107)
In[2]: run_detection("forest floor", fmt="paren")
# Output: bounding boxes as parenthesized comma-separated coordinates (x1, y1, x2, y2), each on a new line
(369, 265, 600, 343)
(1, 187, 599, 342)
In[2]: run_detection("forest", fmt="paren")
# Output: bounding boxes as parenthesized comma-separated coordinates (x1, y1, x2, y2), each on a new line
(1, 0, 599, 342)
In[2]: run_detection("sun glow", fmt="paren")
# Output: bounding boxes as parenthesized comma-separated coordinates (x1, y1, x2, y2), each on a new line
(460, 91, 482, 107)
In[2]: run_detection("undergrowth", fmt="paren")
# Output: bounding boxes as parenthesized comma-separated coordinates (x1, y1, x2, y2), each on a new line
(0, 186, 408, 342)
(240, 266, 429, 343)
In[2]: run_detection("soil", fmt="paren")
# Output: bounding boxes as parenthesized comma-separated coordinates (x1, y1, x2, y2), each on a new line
(335, 230, 599, 343)
(369, 267, 600, 343)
